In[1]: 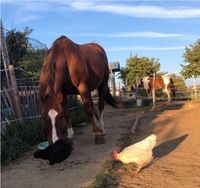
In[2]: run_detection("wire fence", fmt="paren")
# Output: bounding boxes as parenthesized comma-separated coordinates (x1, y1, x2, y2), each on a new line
(1, 85, 78, 130)
(1, 86, 41, 125)
(118, 77, 200, 104)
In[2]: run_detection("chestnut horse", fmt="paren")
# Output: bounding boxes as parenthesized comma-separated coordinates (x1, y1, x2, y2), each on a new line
(39, 36, 118, 145)
(137, 75, 176, 101)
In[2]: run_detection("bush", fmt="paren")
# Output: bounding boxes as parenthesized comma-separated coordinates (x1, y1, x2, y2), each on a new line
(18, 120, 46, 145)
(1, 119, 46, 164)
(1, 137, 31, 163)
(71, 103, 89, 126)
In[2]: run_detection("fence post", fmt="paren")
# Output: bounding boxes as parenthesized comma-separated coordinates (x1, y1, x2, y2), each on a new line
(135, 76, 139, 98)
(9, 65, 23, 123)
(111, 70, 116, 97)
(193, 75, 197, 101)
(152, 73, 156, 110)
(1, 21, 11, 88)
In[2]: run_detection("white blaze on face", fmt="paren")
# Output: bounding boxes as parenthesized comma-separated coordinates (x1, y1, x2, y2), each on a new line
(136, 78, 141, 88)
(48, 109, 58, 143)
(67, 127, 74, 138)
(143, 77, 150, 91)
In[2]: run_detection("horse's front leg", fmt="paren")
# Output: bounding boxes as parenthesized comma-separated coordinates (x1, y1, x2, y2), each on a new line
(62, 96, 74, 138)
(163, 88, 171, 102)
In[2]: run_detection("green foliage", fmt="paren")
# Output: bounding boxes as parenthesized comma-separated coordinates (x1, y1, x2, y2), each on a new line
(71, 103, 89, 125)
(181, 39, 200, 78)
(1, 120, 46, 164)
(17, 120, 46, 145)
(125, 55, 160, 86)
(89, 132, 133, 188)
(19, 49, 46, 77)
(5, 27, 46, 79)
(117, 67, 128, 85)
(169, 74, 187, 92)
(6, 27, 32, 66)
(1, 137, 31, 163)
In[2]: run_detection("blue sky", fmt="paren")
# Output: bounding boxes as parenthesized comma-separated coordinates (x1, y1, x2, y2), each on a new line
(1, 0, 200, 85)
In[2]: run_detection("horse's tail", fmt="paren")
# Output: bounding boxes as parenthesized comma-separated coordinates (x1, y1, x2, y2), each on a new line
(170, 78, 176, 98)
(99, 48, 120, 108)
(104, 86, 120, 108)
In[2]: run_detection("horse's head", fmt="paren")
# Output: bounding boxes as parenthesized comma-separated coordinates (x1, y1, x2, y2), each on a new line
(136, 78, 143, 89)
(135, 77, 152, 95)
(40, 93, 66, 144)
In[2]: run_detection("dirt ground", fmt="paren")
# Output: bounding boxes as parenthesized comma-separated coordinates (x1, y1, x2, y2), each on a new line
(1, 101, 200, 188)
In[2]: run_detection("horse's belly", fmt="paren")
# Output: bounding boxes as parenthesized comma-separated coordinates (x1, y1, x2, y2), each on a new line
(61, 84, 79, 95)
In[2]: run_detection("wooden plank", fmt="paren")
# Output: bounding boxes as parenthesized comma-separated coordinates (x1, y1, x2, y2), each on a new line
(30, 87, 35, 115)
(20, 86, 26, 116)
(9, 65, 23, 123)
(1, 21, 11, 88)
(31, 86, 36, 116)
(152, 73, 156, 110)
(2, 87, 16, 119)
(33, 87, 38, 115)
(1, 92, 10, 110)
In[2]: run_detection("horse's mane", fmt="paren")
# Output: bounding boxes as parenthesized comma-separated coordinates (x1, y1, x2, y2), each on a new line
(39, 45, 58, 100)
(39, 40, 58, 99)
(39, 36, 75, 100)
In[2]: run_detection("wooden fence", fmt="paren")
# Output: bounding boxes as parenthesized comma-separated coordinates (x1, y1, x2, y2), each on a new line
(1, 86, 42, 125)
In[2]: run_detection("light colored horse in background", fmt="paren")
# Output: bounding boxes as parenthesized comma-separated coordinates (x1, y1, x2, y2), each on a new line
(136, 75, 176, 101)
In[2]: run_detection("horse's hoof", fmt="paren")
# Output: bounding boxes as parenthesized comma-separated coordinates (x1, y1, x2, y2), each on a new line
(95, 135, 105, 144)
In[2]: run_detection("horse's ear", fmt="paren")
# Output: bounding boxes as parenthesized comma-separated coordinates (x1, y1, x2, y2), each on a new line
(56, 92, 63, 103)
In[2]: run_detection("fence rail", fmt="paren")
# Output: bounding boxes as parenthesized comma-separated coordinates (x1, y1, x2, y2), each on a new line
(119, 84, 200, 102)
(1, 85, 77, 127)
(1, 86, 41, 125)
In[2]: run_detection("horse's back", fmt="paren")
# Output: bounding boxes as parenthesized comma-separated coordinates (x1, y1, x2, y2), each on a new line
(79, 43, 109, 82)
(47, 36, 109, 92)
(80, 43, 108, 64)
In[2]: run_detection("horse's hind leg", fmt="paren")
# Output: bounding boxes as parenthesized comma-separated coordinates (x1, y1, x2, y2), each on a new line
(78, 84, 104, 144)
(163, 88, 171, 102)
(98, 84, 106, 135)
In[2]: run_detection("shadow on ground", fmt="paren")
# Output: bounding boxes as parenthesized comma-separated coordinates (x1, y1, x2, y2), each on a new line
(153, 134, 188, 160)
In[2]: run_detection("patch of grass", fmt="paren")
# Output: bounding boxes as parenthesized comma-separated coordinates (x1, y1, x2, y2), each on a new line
(89, 131, 133, 188)
(89, 160, 123, 188)
(1, 119, 46, 164)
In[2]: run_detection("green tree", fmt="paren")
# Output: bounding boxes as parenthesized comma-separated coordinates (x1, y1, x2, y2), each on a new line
(6, 27, 32, 67)
(117, 67, 128, 85)
(125, 55, 160, 85)
(181, 39, 200, 79)
(169, 74, 187, 92)
(19, 49, 46, 77)
(6, 28, 46, 78)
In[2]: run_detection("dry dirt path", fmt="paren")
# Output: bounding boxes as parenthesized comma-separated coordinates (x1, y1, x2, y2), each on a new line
(1, 105, 141, 188)
(116, 101, 200, 188)
(2, 101, 200, 188)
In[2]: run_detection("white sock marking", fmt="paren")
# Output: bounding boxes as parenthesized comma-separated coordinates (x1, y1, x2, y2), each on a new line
(162, 76, 171, 101)
(67, 127, 74, 138)
(48, 109, 58, 143)
(99, 111, 105, 134)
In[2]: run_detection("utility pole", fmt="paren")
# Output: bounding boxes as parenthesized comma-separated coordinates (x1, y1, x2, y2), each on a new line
(152, 73, 156, 110)
(193, 75, 197, 101)
(1, 20, 11, 88)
